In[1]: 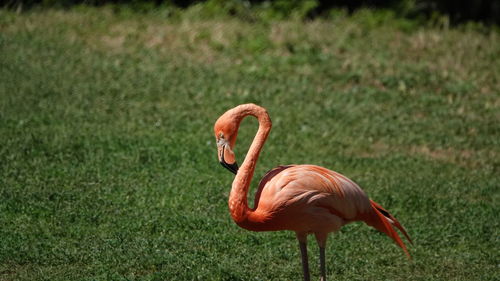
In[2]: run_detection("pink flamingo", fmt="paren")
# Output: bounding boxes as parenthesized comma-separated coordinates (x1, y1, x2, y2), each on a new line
(214, 104, 412, 281)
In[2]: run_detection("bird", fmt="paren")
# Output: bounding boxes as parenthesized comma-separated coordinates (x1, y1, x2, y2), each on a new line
(214, 103, 412, 281)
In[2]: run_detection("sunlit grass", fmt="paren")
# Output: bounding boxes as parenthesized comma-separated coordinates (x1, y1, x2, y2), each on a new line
(0, 7, 498, 281)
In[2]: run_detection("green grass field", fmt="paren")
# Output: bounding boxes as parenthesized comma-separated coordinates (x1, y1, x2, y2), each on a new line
(1, 7, 499, 281)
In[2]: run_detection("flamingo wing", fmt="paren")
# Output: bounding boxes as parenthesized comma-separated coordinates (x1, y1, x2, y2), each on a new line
(253, 165, 295, 210)
(258, 165, 372, 219)
(254, 165, 412, 256)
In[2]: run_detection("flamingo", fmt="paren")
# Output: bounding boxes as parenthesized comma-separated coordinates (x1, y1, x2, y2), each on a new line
(214, 104, 412, 281)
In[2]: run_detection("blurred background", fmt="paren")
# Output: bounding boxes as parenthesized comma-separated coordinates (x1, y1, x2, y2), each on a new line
(3, 0, 500, 25)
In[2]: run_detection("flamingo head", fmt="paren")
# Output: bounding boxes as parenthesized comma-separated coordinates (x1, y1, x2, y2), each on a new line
(214, 115, 239, 175)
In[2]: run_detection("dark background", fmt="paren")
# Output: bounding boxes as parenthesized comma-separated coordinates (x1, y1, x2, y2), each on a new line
(2, 0, 500, 25)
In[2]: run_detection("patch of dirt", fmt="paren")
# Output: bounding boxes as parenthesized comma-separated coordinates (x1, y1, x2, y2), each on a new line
(355, 141, 496, 169)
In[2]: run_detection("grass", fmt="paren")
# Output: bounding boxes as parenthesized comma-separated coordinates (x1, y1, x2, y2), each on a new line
(0, 7, 499, 281)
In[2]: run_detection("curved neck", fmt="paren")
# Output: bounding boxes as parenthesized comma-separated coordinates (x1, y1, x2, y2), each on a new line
(228, 105, 271, 225)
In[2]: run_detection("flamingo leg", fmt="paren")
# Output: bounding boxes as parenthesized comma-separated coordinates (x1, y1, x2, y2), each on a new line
(319, 247, 326, 281)
(299, 241, 310, 281)
(314, 232, 328, 281)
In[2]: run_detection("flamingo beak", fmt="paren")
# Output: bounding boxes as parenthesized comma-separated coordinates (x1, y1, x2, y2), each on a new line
(218, 143, 239, 175)
(221, 159, 239, 175)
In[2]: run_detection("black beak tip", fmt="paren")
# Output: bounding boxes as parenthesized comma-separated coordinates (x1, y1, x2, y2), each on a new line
(220, 161, 239, 175)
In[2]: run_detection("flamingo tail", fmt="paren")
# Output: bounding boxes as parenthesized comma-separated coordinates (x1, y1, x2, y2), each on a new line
(367, 200, 413, 259)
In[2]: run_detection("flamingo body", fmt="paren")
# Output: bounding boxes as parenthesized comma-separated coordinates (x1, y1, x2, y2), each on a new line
(238, 165, 368, 232)
(214, 104, 411, 281)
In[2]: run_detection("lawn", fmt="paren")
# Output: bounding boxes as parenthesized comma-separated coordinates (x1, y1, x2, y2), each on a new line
(0, 6, 499, 281)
